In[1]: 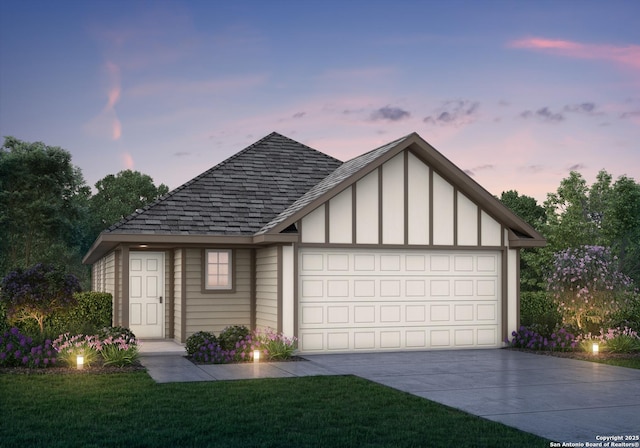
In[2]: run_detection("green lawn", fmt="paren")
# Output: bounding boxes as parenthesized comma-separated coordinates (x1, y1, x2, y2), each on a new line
(0, 372, 549, 448)
(587, 356, 640, 369)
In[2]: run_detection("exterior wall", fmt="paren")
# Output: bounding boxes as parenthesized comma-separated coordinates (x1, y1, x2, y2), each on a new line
(174, 249, 183, 342)
(92, 252, 115, 295)
(281, 245, 294, 337)
(183, 248, 251, 339)
(300, 149, 504, 249)
(255, 246, 279, 330)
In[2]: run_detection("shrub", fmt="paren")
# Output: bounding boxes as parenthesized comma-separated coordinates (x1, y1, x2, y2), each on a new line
(0, 264, 81, 335)
(52, 333, 100, 368)
(100, 335, 139, 367)
(186, 331, 216, 356)
(218, 325, 250, 351)
(578, 327, 640, 353)
(254, 328, 297, 360)
(547, 245, 637, 332)
(506, 326, 576, 351)
(520, 291, 561, 335)
(0, 327, 57, 368)
(188, 327, 296, 364)
(47, 292, 112, 336)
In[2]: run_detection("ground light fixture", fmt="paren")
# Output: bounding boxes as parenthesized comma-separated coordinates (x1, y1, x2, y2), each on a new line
(253, 350, 260, 363)
(592, 343, 599, 355)
(77, 355, 84, 370)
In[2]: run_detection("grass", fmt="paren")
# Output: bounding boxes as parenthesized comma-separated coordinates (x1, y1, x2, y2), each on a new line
(0, 372, 549, 448)
(586, 355, 640, 369)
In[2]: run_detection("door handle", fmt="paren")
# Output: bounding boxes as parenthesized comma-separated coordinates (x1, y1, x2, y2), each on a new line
(159, 296, 163, 303)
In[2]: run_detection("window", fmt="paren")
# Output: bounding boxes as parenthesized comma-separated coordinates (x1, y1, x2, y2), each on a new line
(205, 250, 232, 290)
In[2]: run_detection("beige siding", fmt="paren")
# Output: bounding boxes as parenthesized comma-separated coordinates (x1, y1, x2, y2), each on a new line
(255, 246, 278, 330)
(174, 249, 183, 342)
(184, 248, 251, 339)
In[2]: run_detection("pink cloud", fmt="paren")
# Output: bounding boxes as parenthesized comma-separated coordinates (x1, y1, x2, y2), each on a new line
(121, 152, 134, 170)
(509, 37, 640, 71)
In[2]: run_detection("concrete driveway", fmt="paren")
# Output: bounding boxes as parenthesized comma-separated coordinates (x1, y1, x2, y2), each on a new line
(304, 349, 640, 444)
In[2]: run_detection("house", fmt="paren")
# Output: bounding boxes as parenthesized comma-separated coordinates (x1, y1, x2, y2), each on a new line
(83, 132, 545, 353)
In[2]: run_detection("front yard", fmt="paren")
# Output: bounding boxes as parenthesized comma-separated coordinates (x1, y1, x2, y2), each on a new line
(0, 372, 549, 448)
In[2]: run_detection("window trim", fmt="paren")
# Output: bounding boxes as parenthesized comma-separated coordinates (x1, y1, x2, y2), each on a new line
(202, 249, 235, 293)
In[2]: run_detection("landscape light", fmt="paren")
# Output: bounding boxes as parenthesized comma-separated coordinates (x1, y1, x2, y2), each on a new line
(253, 350, 260, 363)
(77, 355, 84, 370)
(592, 343, 599, 355)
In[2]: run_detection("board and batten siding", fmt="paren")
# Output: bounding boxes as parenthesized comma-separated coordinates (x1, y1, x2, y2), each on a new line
(183, 248, 251, 339)
(255, 246, 279, 330)
(300, 150, 504, 248)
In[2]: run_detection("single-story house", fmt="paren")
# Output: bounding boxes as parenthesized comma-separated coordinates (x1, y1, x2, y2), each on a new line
(83, 132, 545, 353)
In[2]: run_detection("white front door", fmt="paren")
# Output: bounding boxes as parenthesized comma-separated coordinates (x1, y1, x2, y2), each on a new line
(129, 252, 164, 338)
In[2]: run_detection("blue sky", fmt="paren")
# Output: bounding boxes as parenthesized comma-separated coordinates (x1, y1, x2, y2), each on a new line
(1, 0, 638, 203)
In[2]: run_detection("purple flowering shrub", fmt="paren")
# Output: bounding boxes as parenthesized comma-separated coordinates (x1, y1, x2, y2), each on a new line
(506, 326, 577, 352)
(188, 326, 297, 364)
(547, 245, 638, 331)
(0, 327, 57, 368)
(0, 264, 81, 335)
(576, 327, 640, 353)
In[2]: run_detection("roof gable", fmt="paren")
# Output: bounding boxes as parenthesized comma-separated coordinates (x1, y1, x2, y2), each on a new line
(260, 132, 545, 247)
(105, 132, 342, 236)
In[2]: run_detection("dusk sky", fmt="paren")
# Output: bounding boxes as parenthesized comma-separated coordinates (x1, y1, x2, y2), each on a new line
(1, 0, 638, 203)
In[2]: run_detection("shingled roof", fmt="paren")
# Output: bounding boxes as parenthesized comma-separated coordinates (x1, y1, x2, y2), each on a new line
(105, 132, 342, 235)
(257, 134, 411, 235)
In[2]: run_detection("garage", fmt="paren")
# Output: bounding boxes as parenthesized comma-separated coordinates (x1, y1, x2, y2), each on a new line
(298, 248, 501, 353)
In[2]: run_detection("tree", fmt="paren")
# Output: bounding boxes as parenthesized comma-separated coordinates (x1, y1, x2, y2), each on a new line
(499, 190, 546, 230)
(0, 264, 81, 335)
(0, 137, 91, 279)
(544, 171, 599, 251)
(90, 170, 169, 233)
(602, 176, 640, 283)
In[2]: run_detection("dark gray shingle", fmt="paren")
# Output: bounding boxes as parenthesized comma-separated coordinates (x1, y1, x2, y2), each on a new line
(105, 133, 342, 235)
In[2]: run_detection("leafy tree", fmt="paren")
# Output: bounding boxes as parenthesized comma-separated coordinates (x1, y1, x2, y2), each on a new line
(499, 190, 546, 230)
(90, 170, 169, 232)
(602, 176, 640, 283)
(0, 137, 91, 279)
(544, 171, 599, 251)
(499, 190, 548, 291)
(0, 264, 81, 335)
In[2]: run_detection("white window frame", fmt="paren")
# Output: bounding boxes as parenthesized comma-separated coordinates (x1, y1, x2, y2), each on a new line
(205, 249, 233, 290)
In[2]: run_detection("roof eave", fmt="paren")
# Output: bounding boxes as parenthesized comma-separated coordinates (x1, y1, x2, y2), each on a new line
(83, 233, 261, 264)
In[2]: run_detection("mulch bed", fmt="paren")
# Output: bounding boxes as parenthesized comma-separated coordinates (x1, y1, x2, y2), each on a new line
(507, 347, 640, 361)
(0, 363, 146, 375)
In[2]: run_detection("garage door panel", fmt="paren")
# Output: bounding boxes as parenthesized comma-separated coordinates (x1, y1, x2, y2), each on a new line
(299, 325, 499, 353)
(299, 249, 501, 352)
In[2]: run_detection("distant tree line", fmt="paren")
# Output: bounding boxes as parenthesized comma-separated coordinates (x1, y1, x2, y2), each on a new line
(0, 137, 168, 288)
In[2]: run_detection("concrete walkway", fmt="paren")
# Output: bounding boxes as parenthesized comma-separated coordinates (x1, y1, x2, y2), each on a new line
(139, 341, 640, 444)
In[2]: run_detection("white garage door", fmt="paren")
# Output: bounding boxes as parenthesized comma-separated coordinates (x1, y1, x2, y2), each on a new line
(298, 249, 501, 353)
